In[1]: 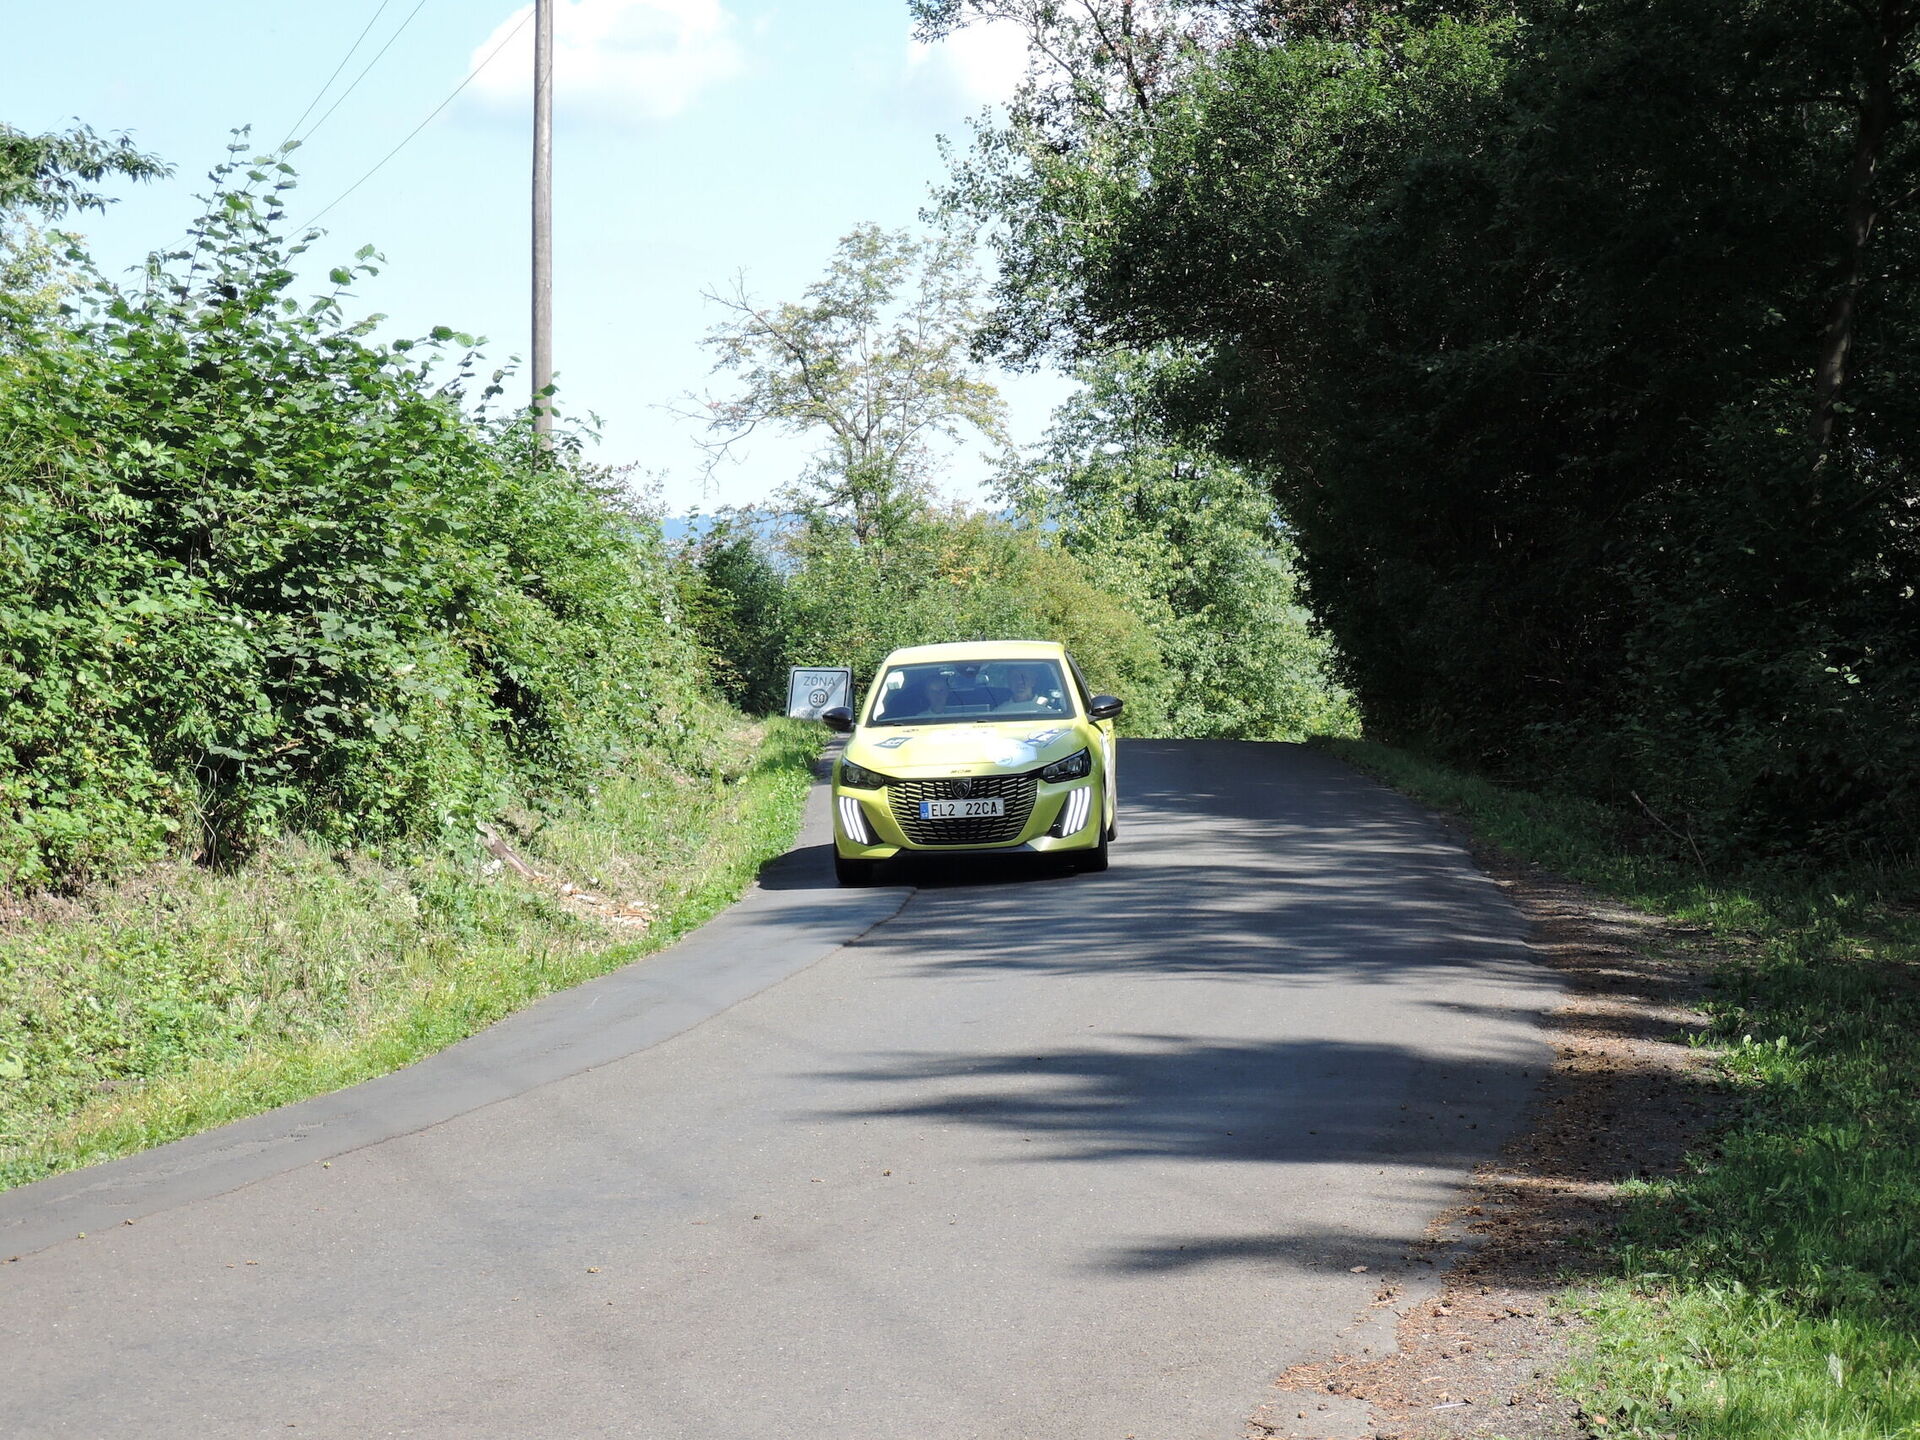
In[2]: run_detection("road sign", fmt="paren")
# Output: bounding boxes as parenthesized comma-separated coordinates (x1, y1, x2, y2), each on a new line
(786, 666, 851, 720)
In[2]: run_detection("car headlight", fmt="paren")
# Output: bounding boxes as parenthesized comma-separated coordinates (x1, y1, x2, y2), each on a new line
(839, 758, 894, 790)
(1039, 748, 1092, 783)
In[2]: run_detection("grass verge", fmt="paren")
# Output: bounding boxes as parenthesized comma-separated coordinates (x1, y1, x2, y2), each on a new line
(1320, 738, 1920, 1440)
(0, 718, 819, 1193)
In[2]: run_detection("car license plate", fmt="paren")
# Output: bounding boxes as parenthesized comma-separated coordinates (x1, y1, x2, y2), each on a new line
(919, 797, 1004, 819)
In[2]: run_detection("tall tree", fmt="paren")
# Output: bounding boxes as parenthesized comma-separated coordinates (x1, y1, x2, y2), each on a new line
(693, 224, 1008, 546)
(1811, 0, 1918, 463)
(1005, 348, 1353, 739)
(932, 0, 1920, 855)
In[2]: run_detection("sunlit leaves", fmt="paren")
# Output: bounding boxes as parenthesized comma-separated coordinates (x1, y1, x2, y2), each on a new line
(0, 143, 720, 886)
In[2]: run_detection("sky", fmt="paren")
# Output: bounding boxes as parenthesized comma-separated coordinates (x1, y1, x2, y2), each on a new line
(7, 0, 1066, 515)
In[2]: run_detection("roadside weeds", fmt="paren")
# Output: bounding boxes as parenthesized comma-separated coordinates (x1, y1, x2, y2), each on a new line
(1268, 738, 1920, 1440)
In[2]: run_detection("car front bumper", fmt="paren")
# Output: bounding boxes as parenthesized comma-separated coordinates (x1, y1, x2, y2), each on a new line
(832, 777, 1102, 859)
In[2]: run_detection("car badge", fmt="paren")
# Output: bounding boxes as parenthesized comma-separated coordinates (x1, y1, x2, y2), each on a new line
(954, 778, 976, 798)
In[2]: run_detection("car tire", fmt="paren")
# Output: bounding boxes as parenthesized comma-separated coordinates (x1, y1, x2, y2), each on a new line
(1076, 830, 1110, 874)
(834, 853, 877, 887)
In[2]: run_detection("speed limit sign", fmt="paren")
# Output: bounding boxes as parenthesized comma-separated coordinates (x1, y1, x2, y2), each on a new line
(786, 666, 851, 719)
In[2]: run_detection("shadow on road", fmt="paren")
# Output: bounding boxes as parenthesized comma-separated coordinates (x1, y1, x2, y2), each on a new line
(753, 841, 840, 891)
(791, 740, 1722, 1282)
(873, 743, 1538, 988)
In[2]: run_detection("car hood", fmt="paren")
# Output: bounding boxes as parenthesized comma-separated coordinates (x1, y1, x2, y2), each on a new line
(847, 721, 1084, 778)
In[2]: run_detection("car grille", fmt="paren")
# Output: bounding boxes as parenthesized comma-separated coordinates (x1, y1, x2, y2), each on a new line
(889, 774, 1037, 846)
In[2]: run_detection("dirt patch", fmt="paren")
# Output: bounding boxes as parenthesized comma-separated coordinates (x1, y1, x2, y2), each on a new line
(1248, 847, 1728, 1440)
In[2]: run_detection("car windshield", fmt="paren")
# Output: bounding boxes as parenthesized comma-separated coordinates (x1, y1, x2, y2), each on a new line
(867, 659, 1071, 726)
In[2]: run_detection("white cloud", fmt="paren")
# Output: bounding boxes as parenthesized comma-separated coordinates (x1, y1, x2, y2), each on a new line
(467, 0, 744, 124)
(905, 18, 1030, 109)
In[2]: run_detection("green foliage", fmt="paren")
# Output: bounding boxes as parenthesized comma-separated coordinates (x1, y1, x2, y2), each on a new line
(1004, 349, 1356, 739)
(686, 347, 1355, 736)
(0, 219, 82, 346)
(0, 719, 818, 1191)
(0, 140, 718, 887)
(682, 203, 1351, 737)
(680, 221, 1167, 719)
(1330, 738, 1920, 1439)
(938, 0, 1920, 862)
(688, 502, 1164, 717)
(686, 518, 798, 714)
(0, 120, 169, 218)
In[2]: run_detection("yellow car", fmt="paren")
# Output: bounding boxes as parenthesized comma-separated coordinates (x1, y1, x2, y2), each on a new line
(821, 640, 1122, 885)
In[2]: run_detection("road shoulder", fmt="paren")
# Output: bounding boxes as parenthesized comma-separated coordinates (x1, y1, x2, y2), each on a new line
(0, 778, 911, 1260)
(1248, 839, 1725, 1440)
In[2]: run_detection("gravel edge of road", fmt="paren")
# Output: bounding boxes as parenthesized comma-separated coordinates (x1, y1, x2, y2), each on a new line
(1245, 834, 1730, 1440)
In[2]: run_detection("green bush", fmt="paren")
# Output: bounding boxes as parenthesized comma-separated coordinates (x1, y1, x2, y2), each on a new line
(1005, 350, 1356, 741)
(0, 145, 719, 888)
(687, 503, 1166, 719)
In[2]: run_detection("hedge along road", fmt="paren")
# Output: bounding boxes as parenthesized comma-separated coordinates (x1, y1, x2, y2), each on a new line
(0, 740, 1558, 1440)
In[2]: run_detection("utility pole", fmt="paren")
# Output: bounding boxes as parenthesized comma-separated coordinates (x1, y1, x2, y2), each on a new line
(531, 0, 553, 435)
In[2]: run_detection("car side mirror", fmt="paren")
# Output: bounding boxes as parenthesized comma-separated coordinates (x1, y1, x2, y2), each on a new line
(1088, 695, 1123, 721)
(820, 706, 855, 734)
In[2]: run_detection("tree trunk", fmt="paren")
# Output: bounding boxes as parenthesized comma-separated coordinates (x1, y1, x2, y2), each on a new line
(1812, 1, 1911, 464)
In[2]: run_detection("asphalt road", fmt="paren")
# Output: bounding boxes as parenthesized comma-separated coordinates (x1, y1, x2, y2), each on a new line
(0, 740, 1558, 1439)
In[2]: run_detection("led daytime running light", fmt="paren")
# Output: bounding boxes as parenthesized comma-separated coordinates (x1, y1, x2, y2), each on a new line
(1057, 787, 1092, 836)
(837, 794, 875, 845)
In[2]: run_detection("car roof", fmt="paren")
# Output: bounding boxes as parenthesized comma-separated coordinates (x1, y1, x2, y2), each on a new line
(880, 640, 1068, 665)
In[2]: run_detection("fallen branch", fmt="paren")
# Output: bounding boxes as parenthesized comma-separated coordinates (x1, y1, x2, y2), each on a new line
(1630, 791, 1710, 879)
(476, 822, 544, 881)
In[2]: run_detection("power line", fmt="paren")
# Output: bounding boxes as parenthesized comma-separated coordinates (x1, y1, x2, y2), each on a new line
(294, 0, 435, 147)
(281, 0, 398, 146)
(298, 8, 535, 231)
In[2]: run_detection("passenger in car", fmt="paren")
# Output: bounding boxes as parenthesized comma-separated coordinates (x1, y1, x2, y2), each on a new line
(993, 668, 1054, 712)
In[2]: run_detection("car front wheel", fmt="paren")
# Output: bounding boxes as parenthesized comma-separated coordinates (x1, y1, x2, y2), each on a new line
(834, 853, 877, 887)
(1075, 828, 1110, 873)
